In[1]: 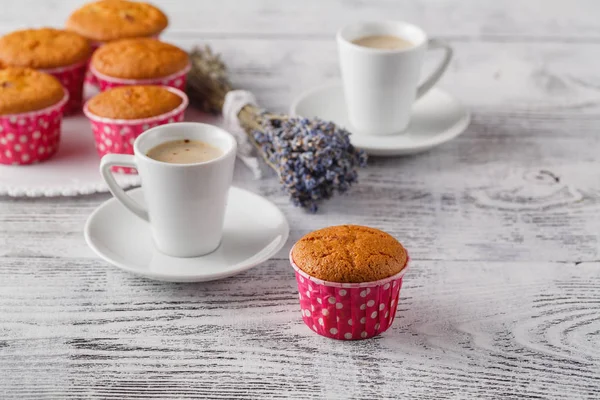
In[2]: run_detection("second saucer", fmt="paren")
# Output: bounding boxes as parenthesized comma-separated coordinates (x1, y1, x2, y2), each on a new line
(85, 186, 289, 282)
(291, 83, 470, 156)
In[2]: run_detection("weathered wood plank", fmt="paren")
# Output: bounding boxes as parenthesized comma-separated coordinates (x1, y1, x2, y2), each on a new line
(2, 37, 599, 263)
(2, 0, 600, 40)
(0, 258, 599, 399)
(167, 38, 600, 113)
(1, 10, 598, 113)
(1, 1, 600, 398)
(2, 109, 600, 263)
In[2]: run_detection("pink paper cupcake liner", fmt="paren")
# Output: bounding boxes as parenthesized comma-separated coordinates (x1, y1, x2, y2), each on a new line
(90, 62, 191, 92)
(42, 60, 88, 115)
(290, 248, 409, 340)
(0, 90, 68, 165)
(83, 86, 188, 174)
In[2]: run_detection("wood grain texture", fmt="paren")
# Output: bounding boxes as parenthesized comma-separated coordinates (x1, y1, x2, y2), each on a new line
(1, 259, 599, 399)
(1, 0, 600, 399)
(2, 0, 600, 39)
(3, 111, 600, 263)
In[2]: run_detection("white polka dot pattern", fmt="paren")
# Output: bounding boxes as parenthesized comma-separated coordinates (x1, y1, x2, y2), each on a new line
(0, 96, 67, 165)
(293, 269, 405, 341)
(87, 107, 186, 174)
(43, 61, 87, 115)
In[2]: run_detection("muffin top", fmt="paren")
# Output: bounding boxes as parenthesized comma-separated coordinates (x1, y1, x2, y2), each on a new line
(0, 68, 65, 115)
(86, 85, 183, 119)
(91, 38, 189, 79)
(66, 0, 168, 42)
(291, 225, 408, 283)
(0, 28, 91, 69)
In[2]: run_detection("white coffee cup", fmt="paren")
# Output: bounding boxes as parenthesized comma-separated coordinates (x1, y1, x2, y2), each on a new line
(337, 21, 453, 135)
(100, 122, 237, 258)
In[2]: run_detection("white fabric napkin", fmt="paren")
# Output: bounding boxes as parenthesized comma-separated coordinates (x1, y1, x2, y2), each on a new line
(222, 90, 264, 179)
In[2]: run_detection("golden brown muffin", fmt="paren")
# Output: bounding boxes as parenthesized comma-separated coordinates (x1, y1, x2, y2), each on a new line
(66, 0, 168, 42)
(291, 225, 408, 283)
(91, 38, 188, 80)
(86, 85, 183, 119)
(0, 68, 65, 115)
(0, 28, 91, 69)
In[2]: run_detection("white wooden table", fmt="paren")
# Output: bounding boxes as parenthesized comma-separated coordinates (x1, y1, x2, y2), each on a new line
(2, 1, 600, 398)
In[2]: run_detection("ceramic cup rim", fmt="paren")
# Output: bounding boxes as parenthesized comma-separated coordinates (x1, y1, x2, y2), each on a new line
(83, 86, 189, 125)
(89, 61, 191, 85)
(289, 245, 410, 288)
(337, 20, 428, 54)
(0, 88, 69, 119)
(132, 121, 238, 169)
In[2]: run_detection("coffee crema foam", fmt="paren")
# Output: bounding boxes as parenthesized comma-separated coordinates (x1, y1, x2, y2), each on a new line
(351, 35, 414, 50)
(146, 139, 222, 164)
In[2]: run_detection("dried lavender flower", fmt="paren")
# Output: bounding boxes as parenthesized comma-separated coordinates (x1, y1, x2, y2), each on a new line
(252, 116, 367, 212)
(186, 46, 368, 212)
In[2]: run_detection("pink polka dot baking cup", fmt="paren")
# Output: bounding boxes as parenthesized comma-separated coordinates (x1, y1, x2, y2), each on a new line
(42, 60, 88, 115)
(83, 86, 188, 174)
(90, 62, 191, 92)
(0, 90, 68, 166)
(290, 249, 409, 340)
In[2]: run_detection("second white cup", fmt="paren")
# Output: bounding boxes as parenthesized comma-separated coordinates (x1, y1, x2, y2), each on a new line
(337, 21, 453, 136)
(100, 122, 237, 258)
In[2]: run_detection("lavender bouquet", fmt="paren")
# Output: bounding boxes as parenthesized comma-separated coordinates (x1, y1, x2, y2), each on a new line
(186, 47, 367, 212)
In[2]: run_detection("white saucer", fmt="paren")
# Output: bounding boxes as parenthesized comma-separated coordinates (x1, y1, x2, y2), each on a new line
(291, 83, 470, 156)
(84, 187, 289, 282)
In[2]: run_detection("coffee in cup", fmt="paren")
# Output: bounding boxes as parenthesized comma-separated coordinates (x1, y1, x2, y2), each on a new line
(351, 35, 413, 50)
(146, 139, 223, 164)
(100, 122, 237, 257)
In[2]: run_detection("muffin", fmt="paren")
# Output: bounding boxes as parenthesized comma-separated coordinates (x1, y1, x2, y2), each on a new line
(87, 85, 183, 119)
(0, 28, 89, 69)
(83, 85, 188, 173)
(290, 225, 409, 340)
(67, 0, 168, 87)
(0, 28, 90, 114)
(66, 0, 168, 43)
(90, 38, 190, 91)
(0, 68, 68, 165)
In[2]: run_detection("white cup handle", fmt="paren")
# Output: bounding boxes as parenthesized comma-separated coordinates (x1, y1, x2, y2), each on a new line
(416, 39, 453, 100)
(100, 154, 149, 222)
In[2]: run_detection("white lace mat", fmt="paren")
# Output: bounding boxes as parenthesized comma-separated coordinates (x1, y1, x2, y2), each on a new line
(0, 90, 268, 197)
(0, 114, 140, 197)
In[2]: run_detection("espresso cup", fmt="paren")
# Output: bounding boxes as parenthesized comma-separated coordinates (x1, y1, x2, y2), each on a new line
(100, 122, 237, 257)
(337, 21, 453, 135)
